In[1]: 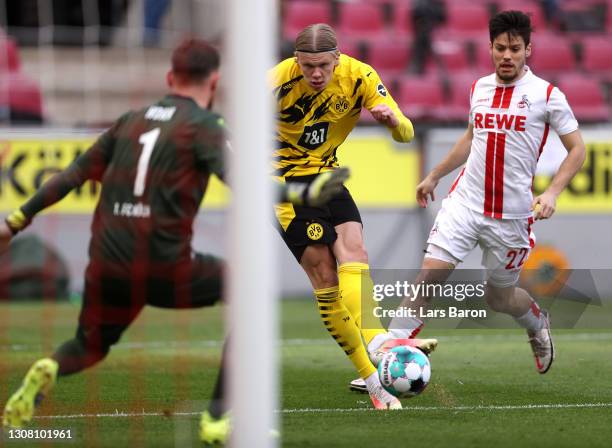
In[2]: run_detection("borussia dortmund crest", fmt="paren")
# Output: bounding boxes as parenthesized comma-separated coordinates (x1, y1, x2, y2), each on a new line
(334, 96, 350, 114)
(307, 222, 324, 240)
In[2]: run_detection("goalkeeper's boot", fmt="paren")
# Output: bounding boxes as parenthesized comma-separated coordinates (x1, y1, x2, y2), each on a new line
(200, 410, 230, 445)
(368, 381, 402, 410)
(527, 310, 554, 374)
(349, 338, 438, 393)
(3, 358, 58, 428)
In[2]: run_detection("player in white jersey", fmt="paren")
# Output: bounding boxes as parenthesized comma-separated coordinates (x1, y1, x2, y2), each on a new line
(388, 10, 585, 375)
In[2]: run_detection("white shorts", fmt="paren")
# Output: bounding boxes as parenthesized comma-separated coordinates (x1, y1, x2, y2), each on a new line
(426, 198, 535, 288)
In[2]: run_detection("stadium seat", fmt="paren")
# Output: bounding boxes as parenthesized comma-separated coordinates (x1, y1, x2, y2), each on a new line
(527, 34, 575, 76)
(0, 37, 21, 72)
(392, 2, 413, 37)
(474, 41, 494, 73)
(0, 72, 44, 121)
(337, 2, 386, 39)
(397, 74, 447, 121)
(436, 4, 490, 40)
(556, 74, 609, 122)
(282, 1, 332, 40)
(494, 1, 546, 30)
(560, 0, 606, 32)
(580, 36, 612, 75)
(339, 40, 362, 60)
(433, 39, 471, 72)
(366, 39, 411, 76)
(447, 71, 481, 121)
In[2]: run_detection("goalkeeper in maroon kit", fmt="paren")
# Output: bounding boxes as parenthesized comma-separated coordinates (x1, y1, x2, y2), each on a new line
(0, 38, 346, 444)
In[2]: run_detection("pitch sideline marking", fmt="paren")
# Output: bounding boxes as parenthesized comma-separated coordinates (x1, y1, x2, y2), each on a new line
(6, 332, 612, 352)
(33, 402, 612, 420)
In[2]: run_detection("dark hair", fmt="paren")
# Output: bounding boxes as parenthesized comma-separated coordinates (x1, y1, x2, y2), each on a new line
(171, 38, 220, 83)
(489, 10, 533, 46)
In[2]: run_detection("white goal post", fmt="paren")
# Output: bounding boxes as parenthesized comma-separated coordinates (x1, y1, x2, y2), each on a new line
(227, 0, 278, 447)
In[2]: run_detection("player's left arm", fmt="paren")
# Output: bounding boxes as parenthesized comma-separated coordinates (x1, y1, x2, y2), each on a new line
(532, 129, 585, 220)
(532, 87, 585, 220)
(363, 68, 414, 143)
(2, 117, 121, 240)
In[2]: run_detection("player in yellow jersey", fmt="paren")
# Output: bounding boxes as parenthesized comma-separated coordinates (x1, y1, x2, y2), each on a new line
(270, 23, 438, 409)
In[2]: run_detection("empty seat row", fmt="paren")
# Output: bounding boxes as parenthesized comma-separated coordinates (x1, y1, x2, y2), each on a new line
(0, 27, 43, 123)
(358, 72, 610, 123)
(338, 33, 612, 80)
(283, 0, 550, 41)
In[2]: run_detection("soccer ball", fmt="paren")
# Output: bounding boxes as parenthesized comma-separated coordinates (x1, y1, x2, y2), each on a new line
(378, 345, 431, 398)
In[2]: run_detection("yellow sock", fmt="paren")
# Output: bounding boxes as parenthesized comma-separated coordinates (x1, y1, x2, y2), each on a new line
(315, 286, 376, 379)
(338, 262, 386, 345)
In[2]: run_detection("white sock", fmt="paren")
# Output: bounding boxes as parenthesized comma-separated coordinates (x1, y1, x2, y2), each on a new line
(367, 333, 391, 353)
(388, 316, 423, 339)
(364, 371, 382, 389)
(514, 301, 546, 331)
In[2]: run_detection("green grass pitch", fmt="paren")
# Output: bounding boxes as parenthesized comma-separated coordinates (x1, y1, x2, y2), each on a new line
(1, 300, 611, 447)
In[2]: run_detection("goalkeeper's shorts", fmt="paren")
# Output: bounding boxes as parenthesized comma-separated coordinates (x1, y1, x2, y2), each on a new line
(274, 175, 362, 262)
(76, 253, 224, 344)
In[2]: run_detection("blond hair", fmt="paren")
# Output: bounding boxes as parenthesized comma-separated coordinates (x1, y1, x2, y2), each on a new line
(295, 23, 338, 53)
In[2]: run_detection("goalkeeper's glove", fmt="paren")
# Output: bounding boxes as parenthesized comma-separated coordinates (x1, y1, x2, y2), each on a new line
(285, 167, 350, 207)
(5, 209, 30, 235)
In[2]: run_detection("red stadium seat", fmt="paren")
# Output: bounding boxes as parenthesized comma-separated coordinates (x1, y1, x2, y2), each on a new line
(366, 39, 411, 76)
(447, 70, 482, 121)
(556, 74, 609, 122)
(337, 2, 385, 38)
(436, 4, 490, 40)
(527, 34, 575, 76)
(339, 40, 361, 60)
(0, 72, 43, 118)
(433, 39, 470, 72)
(0, 37, 21, 72)
(581, 36, 612, 75)
(397, 74, 447, 120)
(494, 1, 546, 30)
(474, 40, 494, 73)
(282, 1, 332, 40)
(393, 2, 413, 37)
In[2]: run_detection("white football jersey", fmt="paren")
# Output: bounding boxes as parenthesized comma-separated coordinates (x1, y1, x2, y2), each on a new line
(450, 67, 578, 219)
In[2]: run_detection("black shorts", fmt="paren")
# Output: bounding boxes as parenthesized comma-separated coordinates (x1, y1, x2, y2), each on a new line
(275, 174, 362, 262)
(77, 253, 224, 346)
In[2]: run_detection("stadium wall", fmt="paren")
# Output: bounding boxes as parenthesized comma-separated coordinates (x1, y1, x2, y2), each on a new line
(1, 127, 611, 296)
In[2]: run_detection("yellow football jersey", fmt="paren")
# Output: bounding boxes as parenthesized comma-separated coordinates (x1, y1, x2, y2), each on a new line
(270, 54, 412, 177)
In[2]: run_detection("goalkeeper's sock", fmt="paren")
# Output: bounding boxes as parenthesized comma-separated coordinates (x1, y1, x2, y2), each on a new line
(315, 286, 376, 379)
(208, 340, 227, 419)
(53, 336, 109, 376)
(338, 262, 387, 346)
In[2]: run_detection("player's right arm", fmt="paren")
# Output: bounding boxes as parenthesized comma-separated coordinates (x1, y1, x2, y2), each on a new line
(2, 115, 123, 237)
(361, 66, 414, 143)
(416, 124, 473, 208)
